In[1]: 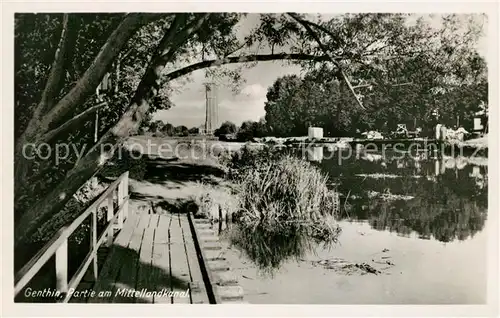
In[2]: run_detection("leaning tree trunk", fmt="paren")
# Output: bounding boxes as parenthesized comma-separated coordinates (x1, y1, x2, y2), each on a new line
(14, 13, 209, 248)
(14, 13, 159, 206)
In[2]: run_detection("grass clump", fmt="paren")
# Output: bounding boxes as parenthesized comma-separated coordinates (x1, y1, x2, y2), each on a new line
(236, 155, 340, 227)
(225, 149, 342, 271)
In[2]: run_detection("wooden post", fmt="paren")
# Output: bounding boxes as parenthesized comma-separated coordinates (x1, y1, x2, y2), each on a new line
(94, 110, 99, 143)
(118, 172, 129, 219)
(116, 186, 124, 230)
(55, 240, 68, 293)
(117, 172, 128, 229)
(218, 205, 222, 235)
(106, 192, 114, 246)
(91, 209, 98, 280)
(123, 172, 129, 220)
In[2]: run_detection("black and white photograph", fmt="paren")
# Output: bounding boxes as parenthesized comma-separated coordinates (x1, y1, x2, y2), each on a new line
(2, 1, 498, 316)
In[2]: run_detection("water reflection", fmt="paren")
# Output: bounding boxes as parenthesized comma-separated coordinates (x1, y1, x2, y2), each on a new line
(225, 216, 341, 274)
(226, 146, 488, 272)
(306, 147, 324, 162)
(305, 148, 488, 243)
(226, 223, 313, 273)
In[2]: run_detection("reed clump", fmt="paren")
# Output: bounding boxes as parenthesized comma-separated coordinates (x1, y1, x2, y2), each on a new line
(236, 155, 339, 228)
(222, 147, 342, 270)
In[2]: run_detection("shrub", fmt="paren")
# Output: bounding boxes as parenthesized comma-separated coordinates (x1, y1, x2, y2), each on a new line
(225, 155, 341, 272)
(235, 155, 339, 226)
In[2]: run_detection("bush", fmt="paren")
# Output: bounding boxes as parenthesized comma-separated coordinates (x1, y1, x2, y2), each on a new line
(224, 154, 341, 272)
(235, 155, 340, 227)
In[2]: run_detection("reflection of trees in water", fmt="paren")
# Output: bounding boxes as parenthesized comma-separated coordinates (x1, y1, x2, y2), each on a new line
(367, 195, 486, 242)
(308, 150, 488, 242)
(232, 150, 488, 271)
(340, 163, 488, 242)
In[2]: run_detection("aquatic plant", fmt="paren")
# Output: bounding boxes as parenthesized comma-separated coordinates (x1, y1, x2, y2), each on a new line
(235, 155, 339, 225)
(225, 153, 342, 271)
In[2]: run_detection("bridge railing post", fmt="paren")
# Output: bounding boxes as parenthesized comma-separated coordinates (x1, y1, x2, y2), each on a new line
(55, 239, 68, 294)
(117, 171, 129, 230)
(91, 208, 98, 280)
(122, 171, 129, 220)
(116, 182, 124, 230)
(106, 190, 114, 246)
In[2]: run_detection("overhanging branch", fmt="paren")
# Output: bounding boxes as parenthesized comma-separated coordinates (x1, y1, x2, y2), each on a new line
(164, 53, 336, 81)
(288, 13, 366, 110)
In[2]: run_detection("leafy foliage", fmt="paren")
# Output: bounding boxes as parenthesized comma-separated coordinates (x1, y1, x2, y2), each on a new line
(264, 14, 487, 137)
(215, 121, 237, 136)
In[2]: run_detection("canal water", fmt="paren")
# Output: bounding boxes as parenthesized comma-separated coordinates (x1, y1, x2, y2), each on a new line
(220, 147, 489, 304)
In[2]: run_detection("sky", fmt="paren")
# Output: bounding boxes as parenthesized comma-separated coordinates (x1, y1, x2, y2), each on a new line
(153, 14, 488, 129)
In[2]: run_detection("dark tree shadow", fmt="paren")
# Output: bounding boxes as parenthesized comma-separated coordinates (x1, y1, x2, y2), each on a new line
(143, 159, 225, 186)
(129, 193, 166, 201)
(155, 198, 199, 215)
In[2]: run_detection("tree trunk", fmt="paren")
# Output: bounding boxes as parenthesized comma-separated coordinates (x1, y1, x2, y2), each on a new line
(14, 13, 159, 208)
(14, 14, 208, 248)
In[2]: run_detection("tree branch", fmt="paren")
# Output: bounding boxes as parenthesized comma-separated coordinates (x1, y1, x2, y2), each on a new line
(14, 13, 161, 217)
(40, 102, 108, 143)
(164, 53, 335, 81)
(293, 14, 345, 48)
(14, 14, 72, 200)
(288, 13, 366, 110)
(38, 13, 161, 136)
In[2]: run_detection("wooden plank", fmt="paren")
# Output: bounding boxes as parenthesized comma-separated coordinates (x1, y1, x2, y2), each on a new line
(110, 213, 148, 303)
(149, 214, 160, 228)
(179, 214, 209, 304)
(137, 213, 151, 232)
(135, 227, 155, 303)
(152, 214, 172, 304)
(169, 214, 191, 304)
(89, 213, 139, 303)
(215, 285, 244, 301)
(186, 212, 221, 304)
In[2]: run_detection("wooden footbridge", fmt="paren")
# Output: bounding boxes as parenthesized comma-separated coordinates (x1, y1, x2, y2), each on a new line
(14, 172, 245, 304)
